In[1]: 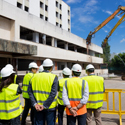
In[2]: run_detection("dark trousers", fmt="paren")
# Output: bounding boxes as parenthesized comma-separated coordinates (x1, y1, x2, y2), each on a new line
(21, 99, 34, 125)
(58, 104, 65, 125)
(34, 109, 56, 125)
(67, 113, 87, 125)
(0, 115, 20, 125)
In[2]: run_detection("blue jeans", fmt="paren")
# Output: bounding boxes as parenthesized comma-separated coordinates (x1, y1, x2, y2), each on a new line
(34, 109, 56, 125)
(67, 113, 87, 125)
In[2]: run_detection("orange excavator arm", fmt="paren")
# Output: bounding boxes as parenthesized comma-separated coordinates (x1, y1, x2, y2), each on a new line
(86, 6, 125, 45)
(103, 14, 125, 47)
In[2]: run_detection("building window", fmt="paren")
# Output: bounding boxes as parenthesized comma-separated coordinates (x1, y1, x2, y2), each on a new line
(56, 1, 58, 7)
(60, 4, 62, 10)
(56, 12, 58, 18)
(45, 5, 48, 11)
(25, 6, 29, 12)
(60, 24, 62, 28)
(68, 28, 70, 32)
(56, 22, 58, 26)
(60, 14, 62, 20)
(17, 2, 22, 9)
(45, 17, 48, 21)
(40, 2, 44, 9)
(40, 14, 44, 19)
(68, 19, 70, 24)
(68, 10, 70, 15)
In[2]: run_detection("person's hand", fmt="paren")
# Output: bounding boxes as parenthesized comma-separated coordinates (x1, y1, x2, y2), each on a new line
(35, 104, 41, 111)
(39, 105, 44, 111)
(69, 108, 77, 117)
(72, 107, 78, 112)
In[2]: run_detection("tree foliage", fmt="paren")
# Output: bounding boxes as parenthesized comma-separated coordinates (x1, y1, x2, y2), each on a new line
(101, 41, 110, 64)
(111, 53, 125, 68)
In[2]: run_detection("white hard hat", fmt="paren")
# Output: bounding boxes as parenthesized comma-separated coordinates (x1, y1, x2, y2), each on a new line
(1, 67, 15, 78)
(86, 64, 95, 70)
(62, 67, 71, 76)
(39, 65, 44, 72)
(71, 64, 82, 73)
(5, 64, 14, 70)
(29, 62, 38, 69)
(42, 59, 53, 67)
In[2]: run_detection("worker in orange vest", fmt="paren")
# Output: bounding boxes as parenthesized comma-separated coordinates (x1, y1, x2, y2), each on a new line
(62, 64, 89, 125)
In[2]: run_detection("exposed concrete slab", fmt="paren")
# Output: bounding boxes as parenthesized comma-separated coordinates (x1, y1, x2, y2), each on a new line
(0, 38, 37, 55)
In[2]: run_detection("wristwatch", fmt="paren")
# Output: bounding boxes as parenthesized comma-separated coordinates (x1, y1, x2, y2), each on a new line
(68, 107, 72, 110)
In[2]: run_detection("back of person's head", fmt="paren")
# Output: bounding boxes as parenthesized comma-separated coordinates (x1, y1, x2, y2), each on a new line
(71, 64, 82, 77)
(42, 59, 53, 71)
(0, 67, 15, 92)
(62, 67, 71, 78)
(86, 64, 95, 73)
(29, 62, 38, 70)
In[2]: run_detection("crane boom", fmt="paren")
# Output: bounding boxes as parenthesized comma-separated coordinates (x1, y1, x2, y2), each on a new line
(103, 14, 125, 46)
(86, 6, 125, 45)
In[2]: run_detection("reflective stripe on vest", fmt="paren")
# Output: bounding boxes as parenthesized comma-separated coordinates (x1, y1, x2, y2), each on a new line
(57, 78, 69, 105)
(22, 73, 33, 99)
(14, 75, 17, 84)
(64, 78, 87, 115)
(82, 75, 104, 109)
(0, 84, 22, 120)
(31, 72, 57, 109)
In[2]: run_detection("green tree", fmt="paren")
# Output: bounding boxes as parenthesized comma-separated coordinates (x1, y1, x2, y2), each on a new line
(101, 41, 111, 64)
(111, 53, 125, 68)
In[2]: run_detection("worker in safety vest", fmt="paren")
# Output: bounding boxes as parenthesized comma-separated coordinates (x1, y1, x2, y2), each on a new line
(5, 64, 19, 84)
(0, 67, 22, 125)
(62, 64, 89, 125)
(38, 65, 44, 73)
(28, 59, 58, 125)
(21, 62, 38, 125)
(82, 64, 105, 125)
(58, 67, 71, 125)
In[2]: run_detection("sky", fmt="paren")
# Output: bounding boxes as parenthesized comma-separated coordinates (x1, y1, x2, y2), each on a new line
(63, 0, 125, 54)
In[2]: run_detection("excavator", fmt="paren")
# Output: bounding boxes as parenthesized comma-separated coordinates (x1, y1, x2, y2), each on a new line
(86, 6, 125, 80)
(86, 6, 125, 46)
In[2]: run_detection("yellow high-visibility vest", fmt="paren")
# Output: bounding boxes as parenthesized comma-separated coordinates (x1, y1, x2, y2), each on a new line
(64, 77, 87, 115)
(0, 84, 22, 120)
(82, 75, 104, 109)
(31, 72, 57, 109)
(22, 73, 33, 99)
(57, 78, 69, 105)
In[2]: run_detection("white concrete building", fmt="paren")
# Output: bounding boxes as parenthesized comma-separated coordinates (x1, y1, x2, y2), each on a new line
(0, 0, 108, 76)
(4, 0, 71, 31)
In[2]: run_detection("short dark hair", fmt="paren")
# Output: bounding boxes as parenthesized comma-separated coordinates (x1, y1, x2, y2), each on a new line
(43, 67, 52, 70)
(73, 71, 81, 77)
(87, 68, 94, 73)
(63, 74, 70, 78)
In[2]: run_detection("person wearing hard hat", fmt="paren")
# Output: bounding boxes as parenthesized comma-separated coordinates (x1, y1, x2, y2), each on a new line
(58, 67, 71, 125)
(5, 64, 19, 84)
(21, 62, 38, 125)
(62, 64, 89, 125)
(38, 65, 44, 73)
(0, 67, 22, 125)
(82, 64, 105, 125)
(28, 59, 58, 125)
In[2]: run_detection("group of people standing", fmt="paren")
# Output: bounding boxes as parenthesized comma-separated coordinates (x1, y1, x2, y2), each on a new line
(0, 58, 105, 125)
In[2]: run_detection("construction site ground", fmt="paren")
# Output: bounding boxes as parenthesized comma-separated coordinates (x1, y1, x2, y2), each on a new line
(20, 76, 125, 125)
